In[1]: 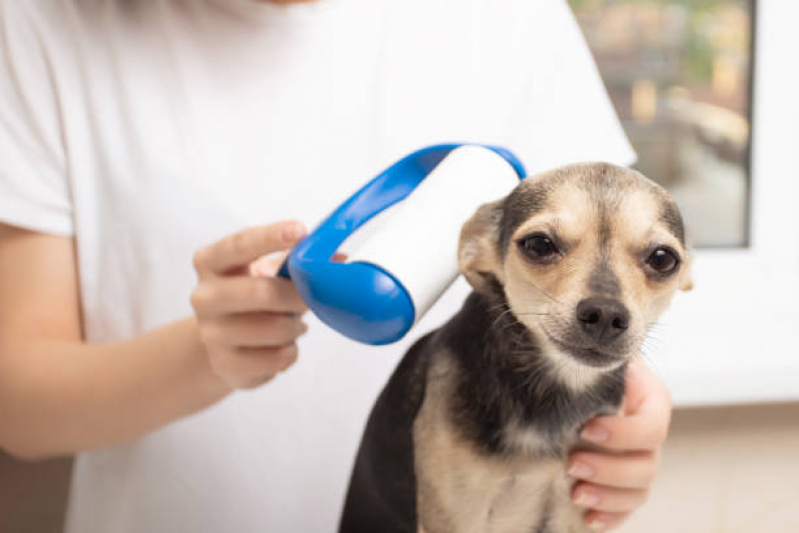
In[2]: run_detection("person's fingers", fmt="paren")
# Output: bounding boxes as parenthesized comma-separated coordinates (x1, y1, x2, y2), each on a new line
(572, 482, 649, 514)
(567, 450, 659, 489)
(622, 357, 672, 416)
(249, 252, 289, 277)
(252, 251, 347, 277)
(191, 276, 307, 316)
(579, 406, 669, 452)
(582, 510, 631, 531)
(193, 221, 306, 276)
(209, 344, 299, 389)
(580, 358, 672, 452)
(199, 313, 307, 348)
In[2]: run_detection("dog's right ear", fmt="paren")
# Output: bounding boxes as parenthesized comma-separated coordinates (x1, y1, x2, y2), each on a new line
(458, 199, 505, 293)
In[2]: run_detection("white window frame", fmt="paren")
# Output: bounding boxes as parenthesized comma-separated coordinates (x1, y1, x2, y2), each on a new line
(653, 0, 799, 406)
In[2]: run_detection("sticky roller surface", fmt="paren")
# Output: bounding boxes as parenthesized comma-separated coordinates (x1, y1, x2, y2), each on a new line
(345, 146, 521, 323)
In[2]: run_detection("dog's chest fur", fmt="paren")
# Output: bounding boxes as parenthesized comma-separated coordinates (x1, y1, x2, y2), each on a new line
(338, 291, 627, 533)
(414, 352, 583, 533)
(412, 291, 627, 533)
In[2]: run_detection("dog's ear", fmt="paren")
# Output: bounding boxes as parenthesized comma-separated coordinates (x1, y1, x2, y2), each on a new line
(458, 199, 505, 293)
(679, 254, 694, 292)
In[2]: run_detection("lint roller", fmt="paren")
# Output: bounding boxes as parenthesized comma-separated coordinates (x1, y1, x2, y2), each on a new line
(279, 143, 526, 345)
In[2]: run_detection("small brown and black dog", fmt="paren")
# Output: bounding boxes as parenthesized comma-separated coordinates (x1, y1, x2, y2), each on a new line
(339, 163, 692, 533)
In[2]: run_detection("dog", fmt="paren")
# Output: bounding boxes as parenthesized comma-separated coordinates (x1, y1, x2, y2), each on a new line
(339, 162, 692, 533)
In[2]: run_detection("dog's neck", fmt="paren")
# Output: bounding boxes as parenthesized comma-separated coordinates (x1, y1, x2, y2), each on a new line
(436, 289, 627, 458)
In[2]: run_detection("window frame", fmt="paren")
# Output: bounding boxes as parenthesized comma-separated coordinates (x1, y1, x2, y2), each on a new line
(651, 0, 799, 406)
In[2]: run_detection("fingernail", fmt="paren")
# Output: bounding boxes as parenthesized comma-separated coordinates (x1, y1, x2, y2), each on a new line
(581, 425, 609, 444)
(568, 461, 595, 479)
(573, 490, 600, 507)
(588, 520, 607, 531)
(281, 222, 306, 242)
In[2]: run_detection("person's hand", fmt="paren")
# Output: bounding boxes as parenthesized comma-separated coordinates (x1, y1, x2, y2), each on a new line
(191, 221, 309, 390)
(568, 357, 672, 531)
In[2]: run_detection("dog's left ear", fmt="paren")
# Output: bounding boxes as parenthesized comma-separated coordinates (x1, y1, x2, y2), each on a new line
(679, 254, 694, 291)
(458, 199, 505, 293)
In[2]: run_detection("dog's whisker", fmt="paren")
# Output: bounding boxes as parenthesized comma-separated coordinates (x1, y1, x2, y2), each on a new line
(491, 307, 516, 329)
(641, 333, 666, 351)
(642, 333, 664, 345)
(524, 280, 567, 306)
(638, 340, 662, 362)
(640, 353, 661, 369)
(642, 343, 664, 355)
(486, 301, 511, 315)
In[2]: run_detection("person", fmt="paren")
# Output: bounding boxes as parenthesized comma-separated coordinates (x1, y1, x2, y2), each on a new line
(0, 0, 671, 531)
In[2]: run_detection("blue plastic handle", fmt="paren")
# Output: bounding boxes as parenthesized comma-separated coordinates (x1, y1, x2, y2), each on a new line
(278, 143, 525, 345)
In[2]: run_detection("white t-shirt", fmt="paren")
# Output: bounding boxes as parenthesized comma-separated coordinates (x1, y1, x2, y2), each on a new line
(0, 1, 635, 531)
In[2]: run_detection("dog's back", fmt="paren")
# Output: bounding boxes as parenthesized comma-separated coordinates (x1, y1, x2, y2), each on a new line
(339, 333, 433, 532)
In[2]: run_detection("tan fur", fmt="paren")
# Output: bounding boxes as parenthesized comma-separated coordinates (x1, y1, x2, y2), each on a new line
(458, 199, 506, 292)
(414, 163, 690, 532)
(414, 351, 588, 533)
(459, 165, 692, 392)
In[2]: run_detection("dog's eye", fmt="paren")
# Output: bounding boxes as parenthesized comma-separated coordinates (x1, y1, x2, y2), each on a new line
(518, 234, 559, 261)
(646, 247, 680, 275)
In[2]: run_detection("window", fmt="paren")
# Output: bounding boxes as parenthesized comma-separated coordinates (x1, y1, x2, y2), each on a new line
(571, 1, 799, 406)
(571, 0, 753, 248)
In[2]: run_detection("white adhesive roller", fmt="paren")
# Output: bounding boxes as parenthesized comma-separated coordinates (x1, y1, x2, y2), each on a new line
(282, 143, 525, 345)
(345, 146, 521, 324)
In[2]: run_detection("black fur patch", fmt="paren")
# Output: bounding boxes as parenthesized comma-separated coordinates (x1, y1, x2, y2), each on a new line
(339, 289, 626, 532)
(588, 168, 625, 297)
(339, 333, 434, 533)
(531, 493, 553, 533)
(340, 163, 671, 531)
(440, 290, 627, 458)
(499, 182, 550, 258)
(660, 201, 686, 246)
(587, 258, 621, 296)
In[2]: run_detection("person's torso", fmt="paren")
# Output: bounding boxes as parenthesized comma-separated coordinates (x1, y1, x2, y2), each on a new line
(16, 0, 633, 530)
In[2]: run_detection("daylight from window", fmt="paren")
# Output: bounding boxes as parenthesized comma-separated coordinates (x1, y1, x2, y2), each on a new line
(570, 0, 753, 247)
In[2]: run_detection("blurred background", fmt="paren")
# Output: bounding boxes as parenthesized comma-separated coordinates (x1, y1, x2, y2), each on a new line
(568, 2, 799, 531)
(571, 0, 752, 248)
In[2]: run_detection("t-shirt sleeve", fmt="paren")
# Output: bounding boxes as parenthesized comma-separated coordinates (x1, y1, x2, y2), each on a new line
(0, 2, 73, 236)
(506, 0, 637, 174)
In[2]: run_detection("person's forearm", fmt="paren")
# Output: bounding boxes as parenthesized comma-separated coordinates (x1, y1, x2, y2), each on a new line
(0, 317, 230, 460)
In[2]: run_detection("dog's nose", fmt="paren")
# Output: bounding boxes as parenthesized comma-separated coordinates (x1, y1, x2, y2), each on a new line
(575, 297, 630, 344)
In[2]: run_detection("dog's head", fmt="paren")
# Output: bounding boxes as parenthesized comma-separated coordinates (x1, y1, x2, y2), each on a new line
(459, 163, 692, 387)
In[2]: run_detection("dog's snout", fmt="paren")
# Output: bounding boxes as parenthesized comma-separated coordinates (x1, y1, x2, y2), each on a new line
(575, 297, 630, 344)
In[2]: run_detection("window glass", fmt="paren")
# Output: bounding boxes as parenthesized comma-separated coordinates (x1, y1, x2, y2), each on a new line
(570, 0, 754, 247)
